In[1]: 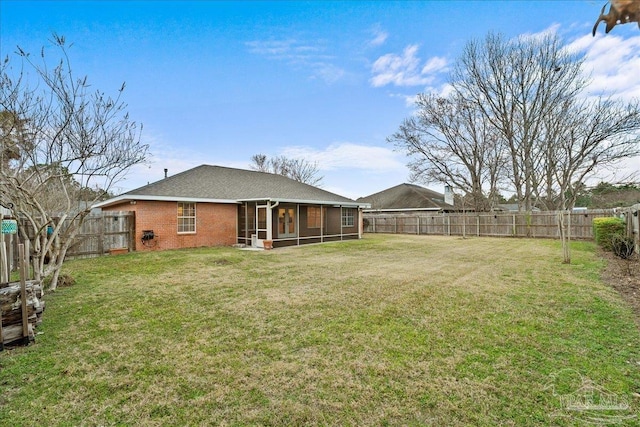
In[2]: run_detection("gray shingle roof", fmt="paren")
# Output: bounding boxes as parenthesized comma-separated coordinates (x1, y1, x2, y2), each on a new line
(357, 183, 453, 210)
(97, 165, 363, 207)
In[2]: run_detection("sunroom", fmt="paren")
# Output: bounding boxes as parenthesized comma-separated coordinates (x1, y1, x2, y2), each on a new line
(237, 199, 364, 249)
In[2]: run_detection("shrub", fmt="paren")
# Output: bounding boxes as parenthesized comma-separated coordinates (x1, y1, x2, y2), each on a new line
(593, 217, 626, 251)
(611, 234, 635, 259)
(44, 273, 76, 288)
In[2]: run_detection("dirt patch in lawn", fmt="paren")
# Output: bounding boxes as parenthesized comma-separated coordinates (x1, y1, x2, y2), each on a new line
(600, 250, 640, 326)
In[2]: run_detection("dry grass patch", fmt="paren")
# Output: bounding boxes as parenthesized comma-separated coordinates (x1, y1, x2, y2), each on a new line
(1, 235, 639, 426)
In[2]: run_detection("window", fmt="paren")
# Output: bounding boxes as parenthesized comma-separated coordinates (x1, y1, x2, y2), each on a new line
(307, 206, 325, 228)
(177, 202, 196, 233)
(341, 208, 355, 227)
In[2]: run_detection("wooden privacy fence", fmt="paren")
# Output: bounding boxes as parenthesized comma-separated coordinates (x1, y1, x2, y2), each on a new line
(65, 211, 135, 259)
(622, 204, 640, 253)
(363, 209, 617, 240)
(18, 211, 135, 260)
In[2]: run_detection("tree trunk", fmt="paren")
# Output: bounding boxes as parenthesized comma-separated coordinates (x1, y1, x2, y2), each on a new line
(558, 211, 571, 264)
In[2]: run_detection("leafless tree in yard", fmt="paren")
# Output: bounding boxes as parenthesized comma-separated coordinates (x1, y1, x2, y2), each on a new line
(535, 97, 640, 212)
(391, 31, 640, 263)
(541, 96, 640, 262)
(388, 93, 506, 212)
(452, 33, 587, 212)
(0, 34, 148, 290)
(250, 153, 323, 186)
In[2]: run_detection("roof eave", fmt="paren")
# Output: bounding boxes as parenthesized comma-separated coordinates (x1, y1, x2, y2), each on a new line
(363, 207, 444, 213)
(92, 194, 239, 209)
(93, 195, 371, 210)
(238, 197, 370, 208)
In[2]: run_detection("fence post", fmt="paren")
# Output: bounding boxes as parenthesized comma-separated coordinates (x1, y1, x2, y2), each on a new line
(417, 216, 420, 235)
(129, 212, 136, 251)
(634, 206, 640, 254)
(98, 215, 105, 255)
(24, 240, 30, 280)
(0, 305, 3, 351)
(477, 216, 480, 237)
(0, 238, 7, 283)
(19, 244, 29, 345)
(512, 214, 516, 236)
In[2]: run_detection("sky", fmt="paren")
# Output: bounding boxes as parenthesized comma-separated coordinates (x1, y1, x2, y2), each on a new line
(1, 1, 640, 200)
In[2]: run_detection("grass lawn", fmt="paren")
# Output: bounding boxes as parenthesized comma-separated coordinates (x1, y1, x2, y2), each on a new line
(1, 234, 640, 426)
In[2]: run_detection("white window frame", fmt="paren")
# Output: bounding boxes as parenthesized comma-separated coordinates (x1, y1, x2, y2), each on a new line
(341, 207, 355, 227)
(177, 202, 196, 234)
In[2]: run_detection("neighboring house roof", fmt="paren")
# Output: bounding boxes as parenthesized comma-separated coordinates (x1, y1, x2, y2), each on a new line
(357, 183, 454, 211)
(94, 165, 367, 209)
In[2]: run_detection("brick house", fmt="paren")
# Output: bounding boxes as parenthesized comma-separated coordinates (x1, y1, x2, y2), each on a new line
(93, 165, 369, 251)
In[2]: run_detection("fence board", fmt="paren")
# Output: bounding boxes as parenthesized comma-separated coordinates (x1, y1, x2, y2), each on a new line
(65, 211, 134, 259)
(364, 209, 617, 240)
(18, 211, 134, 260)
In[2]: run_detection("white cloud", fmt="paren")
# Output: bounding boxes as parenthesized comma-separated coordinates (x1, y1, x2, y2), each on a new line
(567, 33, 640, 100)
(519, 23, 562, 42)
(421, 56, 448, 74)
(369, 27, 388, 47)
(112, 131, 408, 197)
(245, 39, 324, 59)
(370, 44, 448, 88)
(310, 62, 346, 84)
(280, 142, 405, 172)
(401, 93, 419, 107)
(246, 38, 346, 84)
(562, 29, 640, 184)
(387, 81, 454, 108)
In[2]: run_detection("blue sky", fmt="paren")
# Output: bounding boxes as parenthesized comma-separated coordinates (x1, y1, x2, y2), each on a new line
(1, 1, 640, 199)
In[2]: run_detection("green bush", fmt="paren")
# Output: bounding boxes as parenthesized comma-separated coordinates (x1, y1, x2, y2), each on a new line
(593, 216, 626, 251)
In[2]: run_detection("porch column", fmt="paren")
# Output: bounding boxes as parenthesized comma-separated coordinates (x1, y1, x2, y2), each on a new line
(266, 201, 273, 241)
(244, 202, 248, 242)
(340, 205, 343, 241)
(296, 204, 300, 246)
(320, 204, 324, 242)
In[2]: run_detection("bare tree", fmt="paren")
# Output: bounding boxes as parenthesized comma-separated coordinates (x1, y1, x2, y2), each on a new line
(541, 96, 640, 262)
(0, 34, 148, 290)
(536, 97, 640, 211)
(391, 31, 640, 263)
(250, 154, 269, 173)
(250, 153, 323, 186)
(0, 111, 26, 168)
(453, 33, 584, 211)
(388, 93, 506, 211)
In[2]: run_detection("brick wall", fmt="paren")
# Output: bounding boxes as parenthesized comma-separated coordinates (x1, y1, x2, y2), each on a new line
(103, 200, 237, 251)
